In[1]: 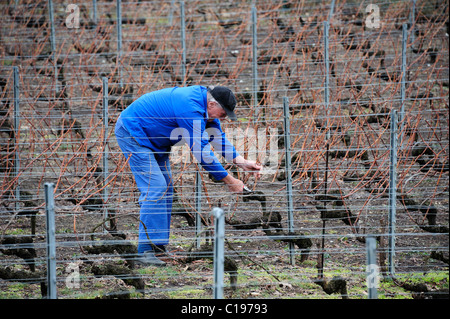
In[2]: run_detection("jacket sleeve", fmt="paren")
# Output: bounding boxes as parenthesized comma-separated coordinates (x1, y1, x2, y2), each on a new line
(175, 111, 229, 181)
(206, 119, 240, 162)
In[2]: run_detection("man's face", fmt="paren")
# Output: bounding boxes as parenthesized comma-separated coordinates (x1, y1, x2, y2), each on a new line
(207, 101, 227, 122)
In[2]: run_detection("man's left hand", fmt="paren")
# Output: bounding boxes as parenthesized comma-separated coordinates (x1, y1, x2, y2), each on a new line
(233, 156, 262, 178)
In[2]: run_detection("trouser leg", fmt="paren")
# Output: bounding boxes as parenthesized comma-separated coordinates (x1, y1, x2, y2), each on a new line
(156, 153, 173, 238)
(115, 120, 172, 254)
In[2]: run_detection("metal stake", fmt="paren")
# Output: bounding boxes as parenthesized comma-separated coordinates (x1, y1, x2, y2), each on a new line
(388, 109, 398, 277)
(283, 97, 295, 265)
(366, 236, 378, 299)
(168, 0, 176, 25)
(116, 0, 123, 87)
(252, 6, 258, 122)
(328, 0, 336, 22)
(319, 20, 331, 277)
(48, 0, 58, 92)
(195, 170, 202, 248)
(13, 66, 20, 210)
(399, 24, 408, 146)
(45, 182, 57, 299)
(102, 77, 109, 228)
(409, 0, 416, 45)
(180, 0, 186, 86)
(92, 0, 98, 26)
(212, 207, 225, 299)
(324, 21, 331, 140)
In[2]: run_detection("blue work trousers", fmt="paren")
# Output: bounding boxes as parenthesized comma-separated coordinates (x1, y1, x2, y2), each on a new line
(115, 117, 173, 253)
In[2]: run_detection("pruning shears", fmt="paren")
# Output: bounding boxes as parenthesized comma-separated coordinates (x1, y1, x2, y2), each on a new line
(243, 185, 253, 194)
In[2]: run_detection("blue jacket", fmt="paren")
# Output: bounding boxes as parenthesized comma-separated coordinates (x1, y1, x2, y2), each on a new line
(119, 85, 239, 180)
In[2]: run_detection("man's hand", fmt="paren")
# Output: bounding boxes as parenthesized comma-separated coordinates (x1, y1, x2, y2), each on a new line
(219, 156, 262, 193)
(221, 174, 244, 193)
(233, 155, 262, 178)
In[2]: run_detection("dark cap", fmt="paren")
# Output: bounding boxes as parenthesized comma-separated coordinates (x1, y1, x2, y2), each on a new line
(207, 86, 237, 121)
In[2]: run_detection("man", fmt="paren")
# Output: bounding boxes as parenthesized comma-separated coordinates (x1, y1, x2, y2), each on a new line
(115, 85, 261, 266)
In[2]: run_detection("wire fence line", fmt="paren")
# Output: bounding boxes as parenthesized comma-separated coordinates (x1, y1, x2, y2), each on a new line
(0, 0, 448, 299)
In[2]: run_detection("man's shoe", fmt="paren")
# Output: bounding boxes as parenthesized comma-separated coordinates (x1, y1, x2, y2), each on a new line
(135, 250, 166, 267)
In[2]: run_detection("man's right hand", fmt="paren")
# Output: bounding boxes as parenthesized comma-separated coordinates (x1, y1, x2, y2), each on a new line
(221, 174, 244, 193)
